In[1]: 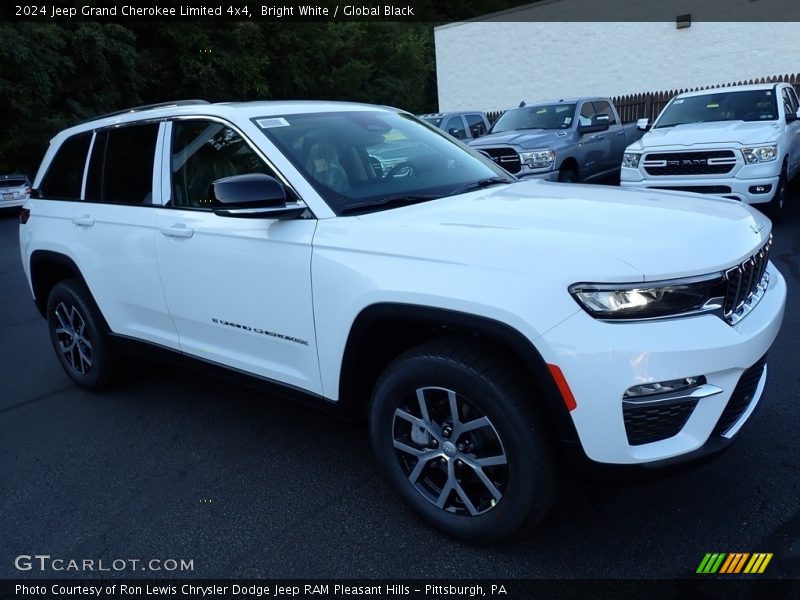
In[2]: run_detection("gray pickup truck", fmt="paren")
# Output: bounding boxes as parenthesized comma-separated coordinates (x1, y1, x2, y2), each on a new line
(469, 97, 644, 183)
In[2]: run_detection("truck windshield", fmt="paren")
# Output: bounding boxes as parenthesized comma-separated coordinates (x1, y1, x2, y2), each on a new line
(490, 104, 576, 133)
(254, 111, 513, 215)
(655, 90, 779, 128)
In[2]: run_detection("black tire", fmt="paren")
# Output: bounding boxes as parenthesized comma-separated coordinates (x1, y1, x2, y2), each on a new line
(46, 278, 119, 390)
(765, 163, 787, 221)
(369, 337, 557, 542)
(557, 166, 578, 183)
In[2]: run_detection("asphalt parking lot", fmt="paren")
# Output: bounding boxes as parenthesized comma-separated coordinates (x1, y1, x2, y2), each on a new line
(1, 191, 799, 581)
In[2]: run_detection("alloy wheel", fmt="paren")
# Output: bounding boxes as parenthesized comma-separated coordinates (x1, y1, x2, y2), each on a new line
(391, 386, 508, 516)
(53, 302, 93, 375)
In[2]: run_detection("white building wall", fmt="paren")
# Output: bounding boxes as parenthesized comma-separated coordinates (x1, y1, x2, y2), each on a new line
(435, 0, 800, 112)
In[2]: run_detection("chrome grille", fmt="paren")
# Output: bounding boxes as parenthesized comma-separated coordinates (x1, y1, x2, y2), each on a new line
(643, 150, 737, 176)
(723, 236, 771, 324)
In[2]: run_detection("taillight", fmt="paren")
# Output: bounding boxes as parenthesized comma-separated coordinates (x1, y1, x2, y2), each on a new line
(20, 208, 30, 224)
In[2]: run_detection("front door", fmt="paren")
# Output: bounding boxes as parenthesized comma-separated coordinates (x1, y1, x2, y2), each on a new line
(153, 118, 321, 394)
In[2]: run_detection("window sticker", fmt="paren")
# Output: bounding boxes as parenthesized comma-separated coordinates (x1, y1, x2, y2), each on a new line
(256, 117, 290, 128)
(706, 103, 719, 108)
(673, 99, 685, 104)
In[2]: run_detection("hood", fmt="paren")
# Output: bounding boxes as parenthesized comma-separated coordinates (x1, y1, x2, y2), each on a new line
(469, 129, 572, 149)
(630, 120, 782, 150)
(324, 180, 771, 284)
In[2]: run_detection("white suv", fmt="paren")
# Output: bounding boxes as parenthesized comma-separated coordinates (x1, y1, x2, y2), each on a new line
(19, 100, 786, 541)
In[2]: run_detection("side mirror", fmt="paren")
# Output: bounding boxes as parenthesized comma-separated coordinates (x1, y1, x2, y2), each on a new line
(636, 118, 651, 131)
(210, 173, 305, 219)
(787, 109, 800, 124)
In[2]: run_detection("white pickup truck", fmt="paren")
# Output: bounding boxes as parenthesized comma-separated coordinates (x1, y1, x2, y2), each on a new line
(621, 83, 800, 217)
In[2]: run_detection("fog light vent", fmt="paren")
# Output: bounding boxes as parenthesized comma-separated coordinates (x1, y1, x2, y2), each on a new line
(624, 376, 705, 399)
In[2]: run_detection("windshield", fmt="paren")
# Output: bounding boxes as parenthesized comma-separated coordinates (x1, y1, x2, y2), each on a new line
(0, 178, 27, 188)
(255, 111, 512, 215)
(490, 104, 576, 133)
(655, 90, 778, 128)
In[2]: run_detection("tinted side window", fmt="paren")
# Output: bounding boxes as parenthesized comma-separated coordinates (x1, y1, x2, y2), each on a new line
(443, 116, 466, 140)
(170, 120, 282, 209)
(579, 103, 596, 126)
(593, 101, 617, 124)
(39, 132, 92, 200)
(781, 87, 798, 115)
(103, 124, 159, 204)
(465, 114, 487, 138)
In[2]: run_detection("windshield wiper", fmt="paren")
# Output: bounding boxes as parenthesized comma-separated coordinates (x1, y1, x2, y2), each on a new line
(338, 195, 439, 216)
(450, 177, 513, 196)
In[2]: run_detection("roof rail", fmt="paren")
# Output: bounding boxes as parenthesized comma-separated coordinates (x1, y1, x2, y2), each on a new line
(80, 100, 210, 124)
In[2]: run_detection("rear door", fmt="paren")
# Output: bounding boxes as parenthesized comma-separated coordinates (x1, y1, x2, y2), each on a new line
(31, 124, 178, 349)
(153, 117, 321, 393)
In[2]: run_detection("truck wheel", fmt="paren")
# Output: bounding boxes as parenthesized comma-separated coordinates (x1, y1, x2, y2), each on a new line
(46, 279, 120, 390)
(557, 166, 578, 183)
(369, 338, 556, 542)
(766, 163, 787, 221)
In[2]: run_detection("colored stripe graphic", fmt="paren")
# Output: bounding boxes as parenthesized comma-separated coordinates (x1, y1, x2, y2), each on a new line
(698, 552, 773, 574)
(720, 553, 749, 573)
(697, 553, 727, 574)
(744, 553, 773, 574)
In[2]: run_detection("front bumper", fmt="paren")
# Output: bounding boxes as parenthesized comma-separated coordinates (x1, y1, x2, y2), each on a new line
(620, 165, 780, 205)
(519, 169, 559, 182)
(538, 262, 786, 465)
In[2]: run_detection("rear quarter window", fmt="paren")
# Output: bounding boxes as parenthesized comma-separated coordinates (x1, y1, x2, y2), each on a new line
(39, 132, 92, 200)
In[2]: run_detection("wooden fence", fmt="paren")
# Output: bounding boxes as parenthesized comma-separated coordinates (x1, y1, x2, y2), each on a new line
(484, 73, 800, 125)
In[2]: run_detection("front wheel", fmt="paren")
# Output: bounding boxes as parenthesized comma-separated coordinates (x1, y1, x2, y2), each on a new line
(369, 338, 556, 542)
(557, 166, 578, 183)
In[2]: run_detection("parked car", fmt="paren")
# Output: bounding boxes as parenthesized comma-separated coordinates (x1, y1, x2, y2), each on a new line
(469, 97, 644, 182)
(20, 100, 785, 541)
(620, 83, 800, 218)
(418, 111, 490, 141)
(0, 173, 31, 209)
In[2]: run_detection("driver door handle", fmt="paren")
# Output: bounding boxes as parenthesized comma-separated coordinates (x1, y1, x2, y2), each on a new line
(72, 215, 95, 227)
(160, 224, 194, 239)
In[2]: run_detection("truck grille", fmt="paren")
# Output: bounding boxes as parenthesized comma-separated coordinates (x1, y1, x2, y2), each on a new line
(712, 354, 767, 437)
(623, 399, 698, 446)
(643, 150, 737, 176)
(723, 237, 771, 323)
(478, 147, 521, 174)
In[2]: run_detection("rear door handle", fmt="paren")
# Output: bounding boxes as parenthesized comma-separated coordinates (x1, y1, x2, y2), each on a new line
(160, 224, 194, 239)
(72, 215, 95, 227)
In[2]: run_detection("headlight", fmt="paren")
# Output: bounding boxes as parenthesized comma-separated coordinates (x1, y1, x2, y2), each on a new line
(569, 275, 726, 320)
(741, 145, 778, 164)
(622, 152, 641, 168)
(519, 149, 555, 170)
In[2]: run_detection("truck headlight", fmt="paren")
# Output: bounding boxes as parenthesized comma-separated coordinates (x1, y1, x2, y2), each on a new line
(622, 152, 641, 168)
(519, 150, 555, 170)
(569, 275, 725, 320)
(741, 145, 778, 164)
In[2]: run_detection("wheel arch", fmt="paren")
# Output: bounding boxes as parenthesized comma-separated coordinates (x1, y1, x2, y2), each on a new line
(29, 250, 91, 318)
(338, 303, 580, 446)
(558, 156, 579, 178)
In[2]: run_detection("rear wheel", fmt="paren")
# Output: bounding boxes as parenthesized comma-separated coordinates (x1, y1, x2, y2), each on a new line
(369, 338, 557, 542)
(47, 279, 120, 390)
